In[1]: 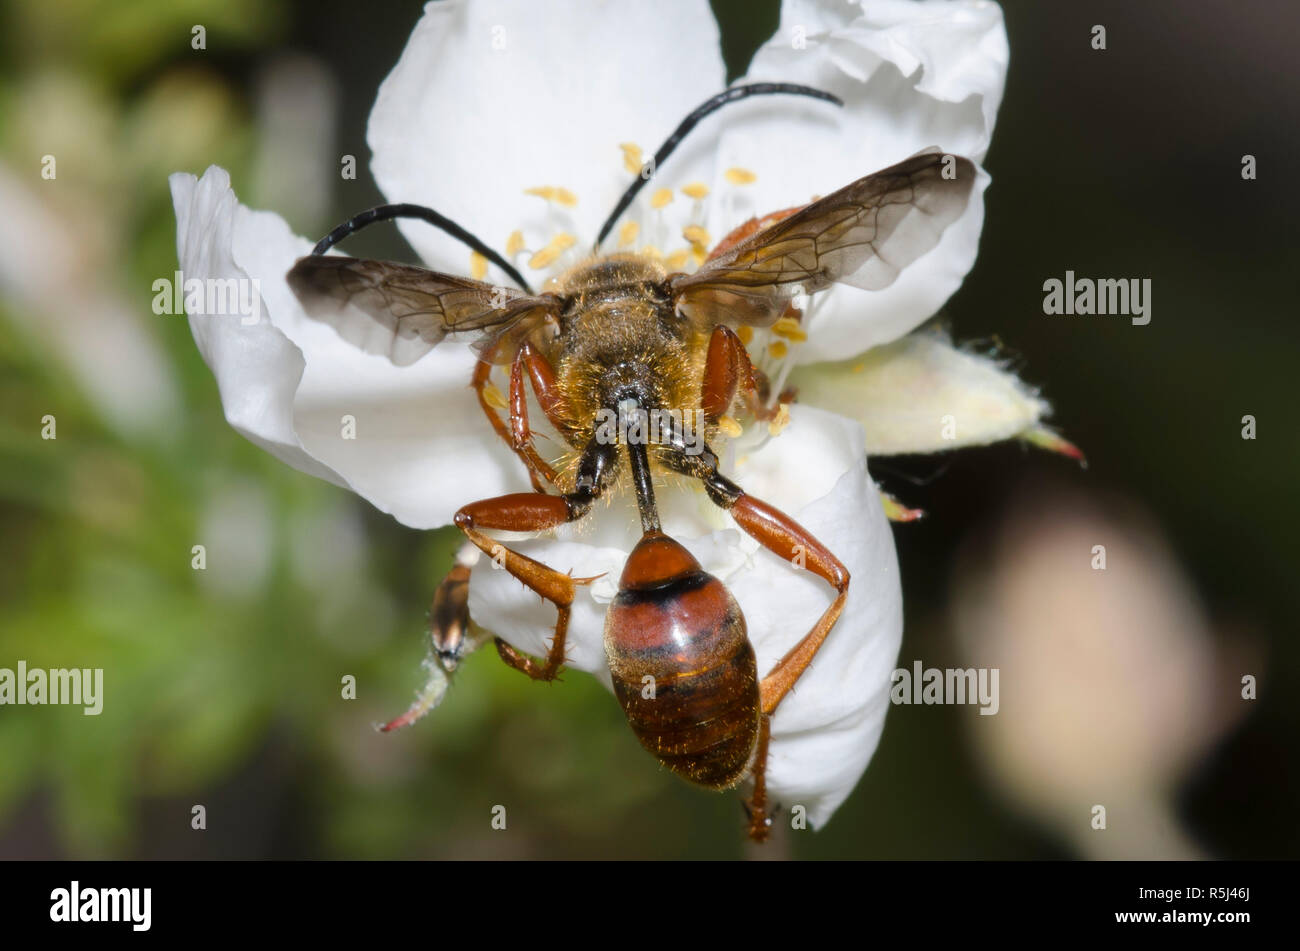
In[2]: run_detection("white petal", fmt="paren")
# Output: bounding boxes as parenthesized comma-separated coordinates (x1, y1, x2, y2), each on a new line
(790, 329, 1050, 455)
(469, 405, 902, 827)
(705, 0, 1008, 362)
(781, 0, 1008, 158)
(367, 0, 727, 276)
(171, 167, 345, 486)
(174, 165, 526, 529)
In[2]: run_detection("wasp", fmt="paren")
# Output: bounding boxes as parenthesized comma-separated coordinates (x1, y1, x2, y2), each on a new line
(288, 83, 975, 841)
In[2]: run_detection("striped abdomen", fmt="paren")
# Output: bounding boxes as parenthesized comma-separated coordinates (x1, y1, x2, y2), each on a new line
(603, 533, 760, 789)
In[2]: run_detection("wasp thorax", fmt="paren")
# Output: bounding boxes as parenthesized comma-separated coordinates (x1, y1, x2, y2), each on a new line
(603, 533, 760, 789)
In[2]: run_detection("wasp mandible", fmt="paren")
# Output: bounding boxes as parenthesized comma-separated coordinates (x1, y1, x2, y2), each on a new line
(287, 83, 975, 841)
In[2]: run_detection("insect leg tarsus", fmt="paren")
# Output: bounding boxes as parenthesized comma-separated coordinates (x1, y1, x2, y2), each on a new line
(743, 713, 774, 843)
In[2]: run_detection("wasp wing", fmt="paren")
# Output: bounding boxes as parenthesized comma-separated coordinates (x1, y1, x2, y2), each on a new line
(287, 255, 556, 367)
(671, 148, 976, 327)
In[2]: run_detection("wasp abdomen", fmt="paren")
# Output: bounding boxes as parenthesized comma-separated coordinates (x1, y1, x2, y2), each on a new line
(603, 533, 760, 789)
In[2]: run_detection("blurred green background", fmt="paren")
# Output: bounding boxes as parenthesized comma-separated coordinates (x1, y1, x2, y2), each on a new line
(0, 0, 1295, 858)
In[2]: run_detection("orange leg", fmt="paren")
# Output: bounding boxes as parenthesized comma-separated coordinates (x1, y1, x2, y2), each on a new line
(508, 343, 567, 482)
(454, 439, 616, 681)
(472, 342, 556, 492)
(726, 487, 848, 835)
(456, 494, 587, 681)
(727, 493, 851, 713)
(701, 325, 783, 423)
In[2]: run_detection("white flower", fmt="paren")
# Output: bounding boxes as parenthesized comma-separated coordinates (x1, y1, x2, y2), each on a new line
(171, 0, 1059, 830)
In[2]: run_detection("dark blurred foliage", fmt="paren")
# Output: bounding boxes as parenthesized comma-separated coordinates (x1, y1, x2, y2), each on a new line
(0, 0, 1295, 859)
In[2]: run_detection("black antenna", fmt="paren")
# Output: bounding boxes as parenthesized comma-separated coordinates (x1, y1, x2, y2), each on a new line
(311, 202, 534, 294)
(594, 83, 843, 250)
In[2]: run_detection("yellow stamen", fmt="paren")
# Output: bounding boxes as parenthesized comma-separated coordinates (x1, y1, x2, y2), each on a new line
(736, 325, 754, 346)
(620, 143, 643, 176)
(691, 245, 707, 267)
(718, 415, 743, 439)
(681, 182, 710, 200)
(640, 245, 663, 261)
(852, 362, 865, 373)
(767, 403, 791, 437)
(650, 188, 673, 209)
(768, 340, 789, 360)
(682, 225, 711, 250)
(771, 316, 807, 342)
(504, 230, 525, 257)
(469, 251, 487, 280)
(524, 186, 578, 208)
(665, 248, 690, 270)
(725, 167, 757, 185)
(528, 232, 576, 269)
(617, 220, 640, 248)
(483, 384, 508, 411)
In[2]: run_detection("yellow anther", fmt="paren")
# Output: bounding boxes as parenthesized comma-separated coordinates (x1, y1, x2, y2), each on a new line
(505, 230, 525, 257)
(524, 186, 578, 208)
(767, 403, 791, 437)
(682, 225, 711, 250)
(528, 232, 576, 269)
(650, 188, 673, 209)
(681, 182, 710, 200)
(691, 245, 707, 267)
(620, 143, 643, 175)
(736, 325, 754, 346)
(852, 361, 865, 374)
(470, 251, 487, 280)
(617, 220, 640, 248)
(768, 340, 789, 360)
(718, 416, 743, 439)
(665, 248, 690, 270)
(640, 245, 663, 261)
(771, 316, 807, 342)
(725, 167, 757, 185)
(483, 384, 508, 411)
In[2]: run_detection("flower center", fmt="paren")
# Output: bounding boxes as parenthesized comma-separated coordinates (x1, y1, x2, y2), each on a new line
(471, 143, 811, 441)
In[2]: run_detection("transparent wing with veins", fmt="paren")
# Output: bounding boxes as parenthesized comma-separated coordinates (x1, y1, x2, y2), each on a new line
(287, 255, 558, 367)
(672, 148, 977, 328)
